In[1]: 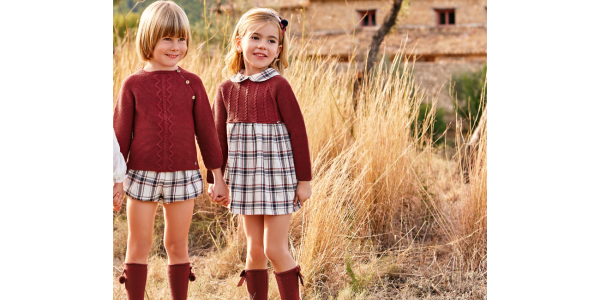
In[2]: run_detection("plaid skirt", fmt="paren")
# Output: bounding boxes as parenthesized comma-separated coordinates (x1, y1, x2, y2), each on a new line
(225, 123, 300, 215)
(123, 169, 203, 204)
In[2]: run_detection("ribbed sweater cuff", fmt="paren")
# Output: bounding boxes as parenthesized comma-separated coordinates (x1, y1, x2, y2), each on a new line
(206, 171, 214, 184)
(296, 173, 312, 182)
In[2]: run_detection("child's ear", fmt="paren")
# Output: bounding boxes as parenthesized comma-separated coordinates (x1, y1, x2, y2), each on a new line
(235, 36, 242, 52)
(277, 44, 282, 56)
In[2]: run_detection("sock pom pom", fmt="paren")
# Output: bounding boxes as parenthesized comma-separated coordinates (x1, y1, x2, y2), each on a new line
(119, 275, 126, 284)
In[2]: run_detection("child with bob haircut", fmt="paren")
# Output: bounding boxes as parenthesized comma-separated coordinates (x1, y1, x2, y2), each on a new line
(208, 7, 312, 300)
(113, 1, 229, 299)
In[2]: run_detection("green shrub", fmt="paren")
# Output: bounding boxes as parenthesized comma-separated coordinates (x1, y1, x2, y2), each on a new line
(451, 64, 487, 128)
(113, 12, 141, 44)
(414, 103, 447, 145)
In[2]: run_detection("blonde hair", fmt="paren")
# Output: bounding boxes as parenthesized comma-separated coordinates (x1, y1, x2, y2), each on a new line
(136, 1, 191, 62)
(223, 8, 289, 77)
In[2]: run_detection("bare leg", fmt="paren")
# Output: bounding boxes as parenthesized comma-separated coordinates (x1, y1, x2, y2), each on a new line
(163, 199, 195, 264)
(264, 214, 297, 272)
(242, 215, 268, 269)
(125, 198, 159, 264)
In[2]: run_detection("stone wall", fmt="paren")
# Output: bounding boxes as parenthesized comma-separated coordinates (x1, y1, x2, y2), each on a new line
(279, 0, 389, 35)
(411, 61, 485, 111)
(400, 0, 487, 27)
(275, 0, 487, 36)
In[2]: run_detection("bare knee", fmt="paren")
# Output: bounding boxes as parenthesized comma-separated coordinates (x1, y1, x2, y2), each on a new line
(247, 241, 266, 259)
(164, 239, 188, 258)
(127, 237, 153, 261)
(264, 245, 288, 262)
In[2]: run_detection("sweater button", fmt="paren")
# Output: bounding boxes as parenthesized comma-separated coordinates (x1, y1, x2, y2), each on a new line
(186, 80, 190, 84)
(194, 162, 197, 165)
(177, 69, 181, 73)
(192, 95, 196, 99)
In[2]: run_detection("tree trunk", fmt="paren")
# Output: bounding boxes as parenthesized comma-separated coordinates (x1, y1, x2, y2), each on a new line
(365, 0, 404, 74)
(467, 106, 487, 148)
(461, 106, 487, 183)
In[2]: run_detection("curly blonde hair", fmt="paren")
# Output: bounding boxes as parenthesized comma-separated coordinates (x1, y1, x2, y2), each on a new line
(223, 8, 289, 77)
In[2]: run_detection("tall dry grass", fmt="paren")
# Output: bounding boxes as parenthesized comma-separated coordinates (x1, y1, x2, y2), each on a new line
(113, 34, 487, 299)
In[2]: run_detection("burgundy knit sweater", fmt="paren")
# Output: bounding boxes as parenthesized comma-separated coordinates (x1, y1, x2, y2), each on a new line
(113, 67, 223, 173)
(206, 75, 311, 184)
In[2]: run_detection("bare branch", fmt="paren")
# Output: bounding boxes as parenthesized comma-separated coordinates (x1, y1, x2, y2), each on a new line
(365, 0, 404, 74)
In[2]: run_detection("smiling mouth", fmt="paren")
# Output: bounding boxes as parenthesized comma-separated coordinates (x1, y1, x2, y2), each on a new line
(254, 53, 267, 58)
(166, 54, 178, 59)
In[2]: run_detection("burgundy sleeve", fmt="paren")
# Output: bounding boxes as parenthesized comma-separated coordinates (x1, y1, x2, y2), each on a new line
(274, 78, 312, 181)
(113, 76, 136, 166)
(193, 78, 224, 173)
(206, 84, 229, 184)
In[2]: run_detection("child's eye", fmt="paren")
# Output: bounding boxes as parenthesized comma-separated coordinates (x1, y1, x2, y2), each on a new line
(251, 36, 259, 40)
(179, 37, 186, 41)
(164, 37, 171, 41)
(269, 39, 276, 43)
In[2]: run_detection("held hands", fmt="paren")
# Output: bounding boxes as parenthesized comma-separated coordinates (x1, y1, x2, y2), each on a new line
(208, 183, 230, 207)
(207, 169, 230, 207)
(294, 181, 312, 208)
(113, 182, 124, 212)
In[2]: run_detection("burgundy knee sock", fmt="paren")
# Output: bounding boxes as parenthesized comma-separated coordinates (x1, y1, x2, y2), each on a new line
(237, 269, 269, 300)
(274, 265, 304, 300)
(167, 263, 195, 300)
(119, 263, 148, 300)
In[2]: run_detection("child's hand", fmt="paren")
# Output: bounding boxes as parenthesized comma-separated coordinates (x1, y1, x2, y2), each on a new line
(113, 192, 123, 212)
(208, 183, 215, 200)
(212, 180, 230, 207)
(208, 169, 230, 207)
(113, 182, 124, 212)
(214, 195, 229, 207)
(113, 182, 124, 198)
(208, 184, 228, 206)
(294, 181, 311, 208)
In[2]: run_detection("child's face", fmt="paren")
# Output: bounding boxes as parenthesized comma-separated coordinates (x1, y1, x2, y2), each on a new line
(150, 36, 188, 70)
(236, 22, 282, 74)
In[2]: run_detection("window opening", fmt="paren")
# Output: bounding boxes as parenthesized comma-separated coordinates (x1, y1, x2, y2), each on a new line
(435, 9, 456, 26)
(358, 10, 377, 27)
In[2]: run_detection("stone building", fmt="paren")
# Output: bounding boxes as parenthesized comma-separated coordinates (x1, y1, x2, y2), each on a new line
(248, 0, 486, 62)
(248, 0, 487, 110)
(246, 0, 487, 111)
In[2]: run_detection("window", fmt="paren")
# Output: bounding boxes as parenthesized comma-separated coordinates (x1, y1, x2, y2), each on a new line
(358, 10, 376, 27)
(435, 9, 455, 26)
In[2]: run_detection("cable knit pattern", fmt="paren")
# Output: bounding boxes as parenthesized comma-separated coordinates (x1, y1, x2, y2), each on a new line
(206, 75, 312, 183)
(261, 84, 269, 121)
(235, 83, 241, 120)
(164, 77, 174, 170)
(113, 67, 223, 173)
(266, 85, 278, 122)
(154, 75, 165, 169)
(227, 84, 233, 120)
(254, 82, 260, 121)
(153, 74, 175, 170)
(244, 81, 249, 120)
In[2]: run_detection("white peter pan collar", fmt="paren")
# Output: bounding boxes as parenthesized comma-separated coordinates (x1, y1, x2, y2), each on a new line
(230, 68, 280, 83)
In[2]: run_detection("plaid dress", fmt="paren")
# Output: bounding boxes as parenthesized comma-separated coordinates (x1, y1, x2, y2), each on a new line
(224, 122, 300, 215)
(219, 68, 306, 215)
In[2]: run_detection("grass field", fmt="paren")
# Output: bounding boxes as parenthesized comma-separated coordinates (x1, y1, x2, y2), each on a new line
(112, 35, 487, 299)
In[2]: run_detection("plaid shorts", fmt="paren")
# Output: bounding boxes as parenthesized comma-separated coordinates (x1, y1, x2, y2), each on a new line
(123, 169, 203, 204)
(225, 123, 300, 215)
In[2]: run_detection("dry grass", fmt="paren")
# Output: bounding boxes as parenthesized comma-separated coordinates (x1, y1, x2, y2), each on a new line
(112, 34, 487, 299)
